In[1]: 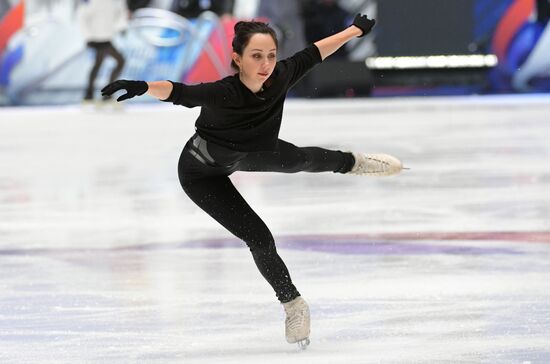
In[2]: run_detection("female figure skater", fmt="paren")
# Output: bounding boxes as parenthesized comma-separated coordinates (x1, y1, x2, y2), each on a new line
(101, 14, 402, 349)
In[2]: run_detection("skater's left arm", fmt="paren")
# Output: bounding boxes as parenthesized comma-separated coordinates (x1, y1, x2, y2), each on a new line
(282, 15, 375, 88)
(314, 14, 375, 61)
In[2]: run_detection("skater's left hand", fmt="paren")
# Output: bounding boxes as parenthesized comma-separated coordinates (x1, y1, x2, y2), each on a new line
(351, 14, 376, 38)
(101, 80, 148, 102)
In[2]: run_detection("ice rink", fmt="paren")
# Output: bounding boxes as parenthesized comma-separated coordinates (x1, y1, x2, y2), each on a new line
(1, 95, 550, 363)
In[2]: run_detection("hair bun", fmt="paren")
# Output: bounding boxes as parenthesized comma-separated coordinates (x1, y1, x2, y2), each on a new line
(234, 21, 247, 33)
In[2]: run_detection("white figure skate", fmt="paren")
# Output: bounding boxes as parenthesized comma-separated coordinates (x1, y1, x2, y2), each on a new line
(283, 296, 310, 350)
(349, 152, 403, 176)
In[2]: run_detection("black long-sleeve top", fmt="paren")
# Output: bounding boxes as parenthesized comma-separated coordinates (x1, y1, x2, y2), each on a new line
(163, 45, 323, 152)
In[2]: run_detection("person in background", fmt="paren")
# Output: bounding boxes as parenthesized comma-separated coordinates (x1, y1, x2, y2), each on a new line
(127, 0, 151, 14)
(0, 0, 12, 18)
(101, 14, 403, 349)
(170, 0, 234, 18)
(78, 0, 129, 104)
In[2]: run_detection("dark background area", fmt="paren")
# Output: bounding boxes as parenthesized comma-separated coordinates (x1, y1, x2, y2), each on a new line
(376, 0, 477, 56)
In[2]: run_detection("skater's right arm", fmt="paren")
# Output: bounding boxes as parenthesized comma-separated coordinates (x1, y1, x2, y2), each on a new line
(101, 79, 232, 107)
(100, 80, 172, 101)
(146, 81, 173, 100)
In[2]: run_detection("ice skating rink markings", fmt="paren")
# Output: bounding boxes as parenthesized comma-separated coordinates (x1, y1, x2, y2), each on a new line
(1, 96, 550, 363)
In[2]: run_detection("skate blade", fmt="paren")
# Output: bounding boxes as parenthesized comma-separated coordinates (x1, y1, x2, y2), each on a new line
(297, 337, 310, 350)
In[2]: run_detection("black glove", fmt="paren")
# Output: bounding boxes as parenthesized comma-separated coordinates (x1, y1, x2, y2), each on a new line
(352, 14, 376, 38)
(101, 80, 148, 102)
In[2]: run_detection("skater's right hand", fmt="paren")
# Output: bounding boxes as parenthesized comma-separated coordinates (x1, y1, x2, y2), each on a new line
(101, 80, 148, 102)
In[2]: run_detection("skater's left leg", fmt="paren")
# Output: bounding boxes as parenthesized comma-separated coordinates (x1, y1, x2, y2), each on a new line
(178, 172, 300, 303)
(236, 139, 355, 174)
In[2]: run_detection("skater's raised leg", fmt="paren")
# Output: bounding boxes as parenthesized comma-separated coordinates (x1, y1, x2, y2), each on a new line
(235, 139, 355, 174)
(235, 139, 402, 177)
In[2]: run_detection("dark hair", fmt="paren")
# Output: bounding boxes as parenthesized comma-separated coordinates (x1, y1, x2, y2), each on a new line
(231, 21, 278, 71)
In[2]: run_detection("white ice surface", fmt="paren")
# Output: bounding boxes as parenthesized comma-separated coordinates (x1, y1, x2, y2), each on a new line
(1, 95, 550, 363)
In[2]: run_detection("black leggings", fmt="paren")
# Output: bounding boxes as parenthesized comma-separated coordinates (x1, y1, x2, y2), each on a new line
(85, 41, 125, 100)
(178, 135, 354, 303)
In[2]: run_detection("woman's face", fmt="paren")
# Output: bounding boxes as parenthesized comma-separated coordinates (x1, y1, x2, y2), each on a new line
(233, 33, 277, 85)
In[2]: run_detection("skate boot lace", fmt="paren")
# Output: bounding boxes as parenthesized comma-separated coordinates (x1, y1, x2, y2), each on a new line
(284, 297, 311, 345)
(286, 306, 307, 333)
(350, 153, 403, 176)
(366, 156, 389, 173)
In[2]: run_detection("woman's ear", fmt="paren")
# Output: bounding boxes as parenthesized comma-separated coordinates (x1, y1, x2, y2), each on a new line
(232, 52, 241, 69)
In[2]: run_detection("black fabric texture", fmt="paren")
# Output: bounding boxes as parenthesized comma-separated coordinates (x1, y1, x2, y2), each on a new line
(178, 134, 354, 302)
(164, 45, 323, 152)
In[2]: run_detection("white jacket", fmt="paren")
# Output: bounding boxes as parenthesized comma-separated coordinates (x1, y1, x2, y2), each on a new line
(77, 0, 129, 42)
